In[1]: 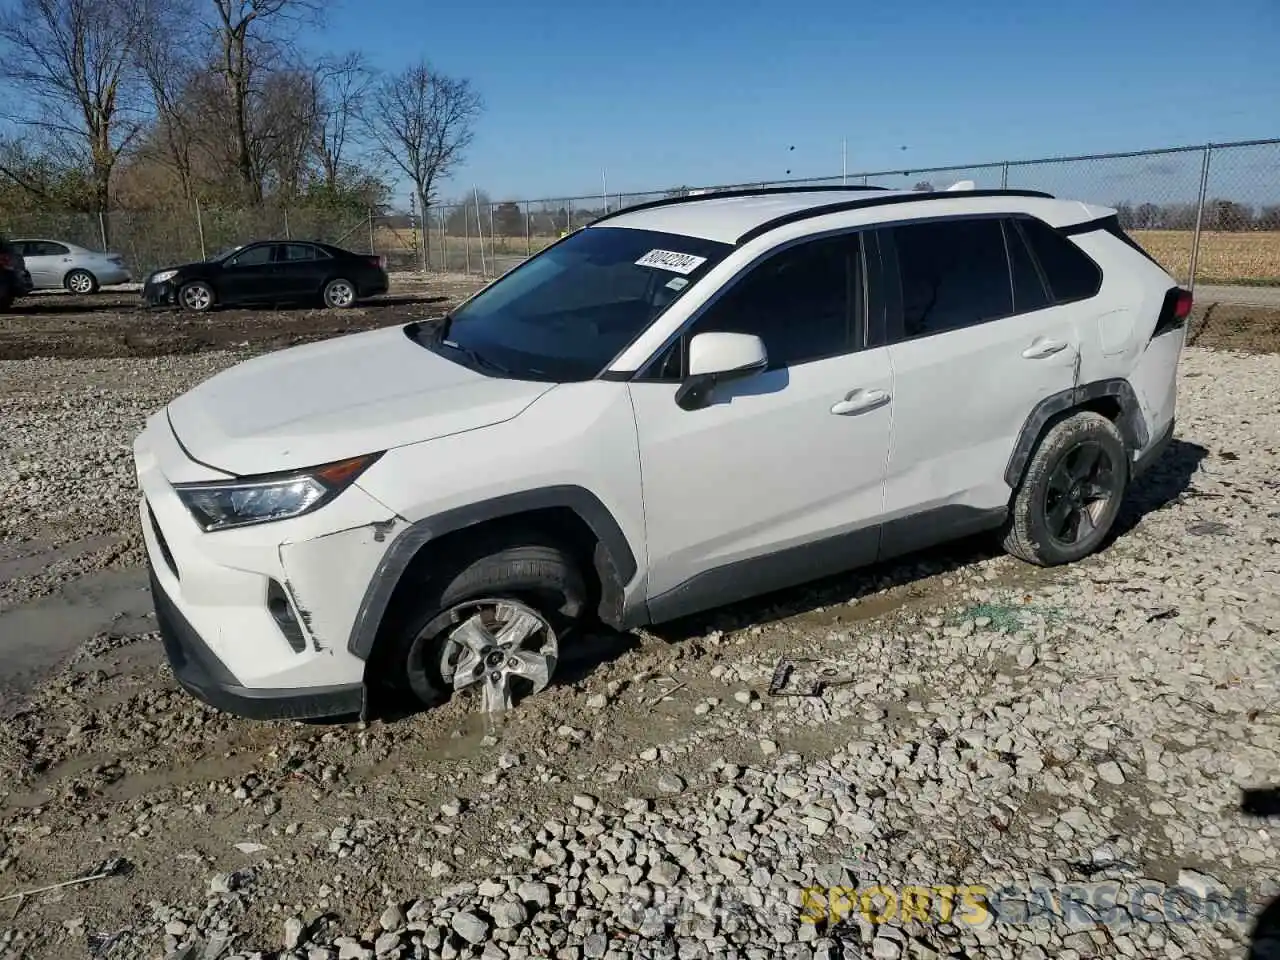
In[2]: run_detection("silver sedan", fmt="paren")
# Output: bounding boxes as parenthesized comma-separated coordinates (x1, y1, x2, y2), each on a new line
(12, 238, 132, 293)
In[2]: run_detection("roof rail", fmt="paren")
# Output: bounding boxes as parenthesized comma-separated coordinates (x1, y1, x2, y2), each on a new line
(588, 184, 890, 228)
(734, 188, 1056, 245)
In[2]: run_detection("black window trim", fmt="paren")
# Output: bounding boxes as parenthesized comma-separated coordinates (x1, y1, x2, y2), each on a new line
(629, 224, 874, 384)
(1005, 217, 1054, 311)
(1011, 213, 1104, 306)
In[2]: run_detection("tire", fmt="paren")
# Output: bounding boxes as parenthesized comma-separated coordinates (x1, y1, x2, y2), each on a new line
(178, 281, 214, 313)
(64, 269, 98, 295)
(373, 533, 587, 713)
(1003, 410, 1129, 567)
(323, 278, 357, 309)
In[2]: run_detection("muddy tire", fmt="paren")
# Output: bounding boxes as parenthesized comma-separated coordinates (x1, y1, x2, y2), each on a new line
(65, 269, 98, 295)
(372, 532, 586, 714)
(1003, 410, 1129, 567)
(323, 278, 357, 309)
(178, 281, 214, 313)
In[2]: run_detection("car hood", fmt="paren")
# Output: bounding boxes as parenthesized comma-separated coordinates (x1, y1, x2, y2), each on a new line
(150, 260, 207, 278)
(165, 324, 556, 476)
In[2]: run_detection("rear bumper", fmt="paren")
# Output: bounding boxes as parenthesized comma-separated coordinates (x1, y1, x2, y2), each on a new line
(149, 562, 365, 721)
(1132, 418, 1174, 479)
(363, 272, 390, 297)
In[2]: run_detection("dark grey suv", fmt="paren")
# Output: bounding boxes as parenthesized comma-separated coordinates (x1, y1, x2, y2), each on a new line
(0, 233, 34, 311)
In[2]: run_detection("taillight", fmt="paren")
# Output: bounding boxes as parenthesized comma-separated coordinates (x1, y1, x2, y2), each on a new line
(0, 253, 10, 269)
(1153, 286, 1193, 339)
(367, 255, 386, 270)
(1174, 288, 1193, 320)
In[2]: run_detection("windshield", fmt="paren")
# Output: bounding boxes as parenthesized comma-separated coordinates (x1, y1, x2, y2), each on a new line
(424, 226, 733, 381)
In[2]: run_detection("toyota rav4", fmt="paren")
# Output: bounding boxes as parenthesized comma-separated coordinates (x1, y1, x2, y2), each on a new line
(132, 185, 1189, 721)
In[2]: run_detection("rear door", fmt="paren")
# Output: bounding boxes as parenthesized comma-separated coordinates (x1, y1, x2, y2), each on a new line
(275, 243, 331, 298)
(20, 241, 68, 288)
(878, 215, 1084, 555)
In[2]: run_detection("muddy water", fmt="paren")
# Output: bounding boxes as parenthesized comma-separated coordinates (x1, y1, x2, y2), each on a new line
(0, 564, 152, 709)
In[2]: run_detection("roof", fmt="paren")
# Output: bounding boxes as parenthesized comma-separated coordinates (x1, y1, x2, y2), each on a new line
(593, 186, 1108, 244)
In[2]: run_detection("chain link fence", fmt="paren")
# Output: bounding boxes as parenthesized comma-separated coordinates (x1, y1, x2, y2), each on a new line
(4, 138, 1277, 288)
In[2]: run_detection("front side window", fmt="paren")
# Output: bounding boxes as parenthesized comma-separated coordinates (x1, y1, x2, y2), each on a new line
(422, 226, 732, 381)
(227, 245, 273, 267)
(683, 233, 862, 370)
(893, 218, 1012, 338)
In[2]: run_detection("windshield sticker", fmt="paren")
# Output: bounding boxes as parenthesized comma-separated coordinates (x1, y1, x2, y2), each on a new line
(665, 276, 689, 291)
(635, 249, 708, 274)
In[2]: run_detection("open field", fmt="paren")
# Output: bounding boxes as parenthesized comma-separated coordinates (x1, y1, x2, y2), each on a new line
(371, 226, 1280, 287)
(1132, 231, 1280, 286)
(0, 284, 1278, 959)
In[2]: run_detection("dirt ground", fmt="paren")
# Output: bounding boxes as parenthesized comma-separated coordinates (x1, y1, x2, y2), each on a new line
(1, 279, 1279, 959)
(0, 277, 483, 363)
(3, 282, 1279, 361)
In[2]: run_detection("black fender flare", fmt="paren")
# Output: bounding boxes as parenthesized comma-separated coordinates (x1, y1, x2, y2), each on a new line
(346, 485, 639, 660)
(1004, 378, 1148, 489)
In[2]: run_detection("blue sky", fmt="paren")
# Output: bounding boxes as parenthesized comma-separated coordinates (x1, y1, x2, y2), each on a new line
(321, 0, 1279, 206)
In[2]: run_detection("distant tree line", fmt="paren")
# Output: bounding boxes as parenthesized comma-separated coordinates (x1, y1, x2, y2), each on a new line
(0, 0, 483, 241)
(1115, 200, 1280, 231)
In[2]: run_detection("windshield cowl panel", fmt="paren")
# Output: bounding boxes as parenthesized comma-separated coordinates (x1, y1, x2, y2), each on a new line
(418, 226, 733, 382)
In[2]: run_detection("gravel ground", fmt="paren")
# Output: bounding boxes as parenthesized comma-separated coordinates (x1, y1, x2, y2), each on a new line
(0, 297, 1278, 960)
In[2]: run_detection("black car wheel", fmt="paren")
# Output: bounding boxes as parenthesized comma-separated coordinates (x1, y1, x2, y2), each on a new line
(178, 281, 214, 313)
(1003, 410, 1129, 566)
(323, 278, 357, 309)
(65, 269, 98, 295)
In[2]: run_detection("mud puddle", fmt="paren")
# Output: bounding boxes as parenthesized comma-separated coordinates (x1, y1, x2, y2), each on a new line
(0, 565, 151, 709)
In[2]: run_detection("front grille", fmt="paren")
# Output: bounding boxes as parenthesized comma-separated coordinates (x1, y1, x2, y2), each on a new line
(146, 499, 180, 581)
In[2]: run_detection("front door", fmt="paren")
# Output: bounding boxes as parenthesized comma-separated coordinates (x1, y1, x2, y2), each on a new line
(628, 230, 895, 620)
(217, 243, 278, 303)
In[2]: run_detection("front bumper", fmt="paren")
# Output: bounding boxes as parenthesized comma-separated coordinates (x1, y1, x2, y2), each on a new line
(142, 278, 178, 307)
(149, 563, 364, 721)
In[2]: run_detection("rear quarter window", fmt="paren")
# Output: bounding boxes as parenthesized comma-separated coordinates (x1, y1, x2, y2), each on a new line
(1016, 217, 1102, 303)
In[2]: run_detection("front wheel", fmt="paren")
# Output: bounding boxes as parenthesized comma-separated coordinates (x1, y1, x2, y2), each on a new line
(323, 278, 357, 309)
(178, 281, 214, 312)
(375, 537, 586, 714)
(1003, 410, 1129, 566)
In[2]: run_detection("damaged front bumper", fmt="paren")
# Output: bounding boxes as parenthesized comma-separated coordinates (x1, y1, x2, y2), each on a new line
(134, 413, 402, 720)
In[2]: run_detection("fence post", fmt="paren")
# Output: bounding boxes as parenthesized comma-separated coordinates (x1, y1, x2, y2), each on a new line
(421, 205, 429, 273)
(367, 208, 375, 256)
(1001, 162, 1009, 188)
(489, 203, 497, 266)
(465, 204, 471, 275)
(524, 201, 531, 257)
(283, 210, 290, 240)
(195, 198, 206, 261)
(1188, 144, 1213, 292)
(98, 211, 108, 250)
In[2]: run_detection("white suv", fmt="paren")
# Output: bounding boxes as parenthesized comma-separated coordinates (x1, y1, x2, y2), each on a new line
(132, 185, 1190, 720)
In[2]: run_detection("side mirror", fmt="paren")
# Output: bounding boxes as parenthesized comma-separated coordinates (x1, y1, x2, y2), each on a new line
(675, 332, 768, 411)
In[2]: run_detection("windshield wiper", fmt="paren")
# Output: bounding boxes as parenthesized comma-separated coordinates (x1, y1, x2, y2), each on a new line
(442, 340, 512, 376)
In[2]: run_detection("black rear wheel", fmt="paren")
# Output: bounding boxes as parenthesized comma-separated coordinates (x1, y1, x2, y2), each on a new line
(1003, 411, 1129, 566)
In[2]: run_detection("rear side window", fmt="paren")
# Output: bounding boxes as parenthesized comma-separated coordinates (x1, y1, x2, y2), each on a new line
(1003, 220, 1051, 314)
(893, 218, 1012, 338)
(1016, 217, 1102, 303)
(283, 244, 327, 261)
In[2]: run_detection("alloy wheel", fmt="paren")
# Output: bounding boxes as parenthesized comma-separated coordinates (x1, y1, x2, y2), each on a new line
(182, 285, 211, 310)
(435, 598, 557, 714)
(1043, 441, 1117, 546)
(327, 281, 354, 307)
(68, 271, 94, 294)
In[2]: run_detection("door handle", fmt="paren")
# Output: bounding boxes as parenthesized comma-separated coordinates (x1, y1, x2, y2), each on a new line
(1022, 339, 1069, 359)
(830, 388, 891, 416)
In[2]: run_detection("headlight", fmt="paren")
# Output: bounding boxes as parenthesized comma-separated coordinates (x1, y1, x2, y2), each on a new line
(151, 269, 178, 284)
(174, 453, 382, 531)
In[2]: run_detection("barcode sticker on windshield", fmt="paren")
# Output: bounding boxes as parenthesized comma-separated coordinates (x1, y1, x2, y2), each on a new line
(635, 249, 707, 274)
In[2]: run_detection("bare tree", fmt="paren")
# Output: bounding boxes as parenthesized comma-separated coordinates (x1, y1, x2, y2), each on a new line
(0, 0, 150, 215)
(362, 61, 483, 229)
(207, 0, 321, 201)
(311, 52, 373, 191)
(134, 0, 202, 200)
